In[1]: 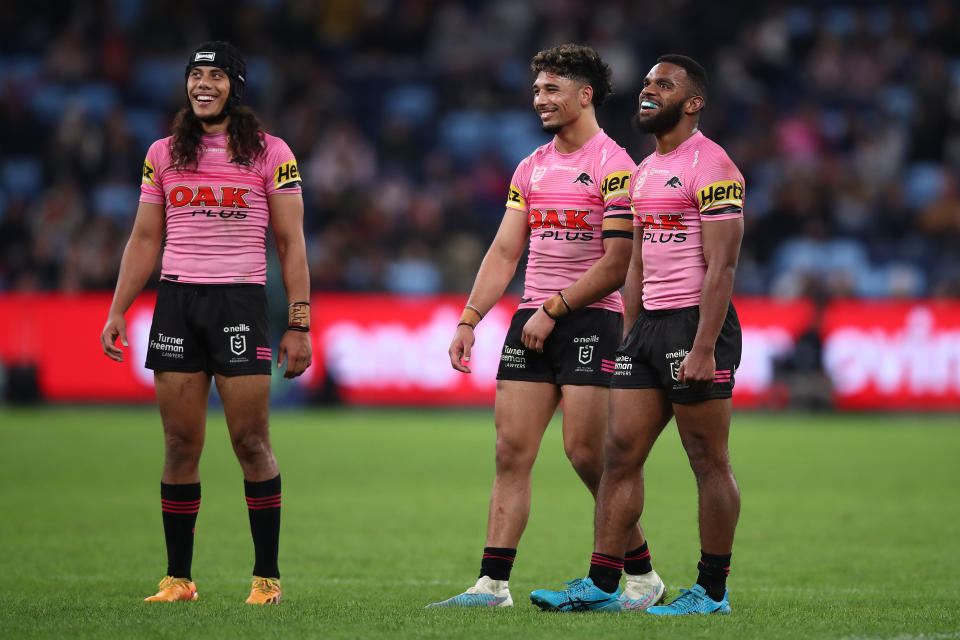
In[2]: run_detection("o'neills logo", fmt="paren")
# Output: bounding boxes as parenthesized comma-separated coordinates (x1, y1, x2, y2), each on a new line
(665, 348, 689, 360)
(223, 324, 250, 333)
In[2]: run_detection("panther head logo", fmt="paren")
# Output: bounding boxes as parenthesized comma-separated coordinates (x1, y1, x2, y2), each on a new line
(664, 176, 682, 188)
(573, 172, 593, 185)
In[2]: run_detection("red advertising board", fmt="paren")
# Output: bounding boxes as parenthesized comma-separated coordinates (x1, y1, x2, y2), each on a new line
(821, 300, 960, 409)
(1, 293, 959, 409)
(0, 292, 159, 401)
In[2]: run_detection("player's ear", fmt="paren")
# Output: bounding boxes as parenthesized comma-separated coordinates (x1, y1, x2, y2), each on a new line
(685, 94, 704, 116)
(580, 83, 594, 108)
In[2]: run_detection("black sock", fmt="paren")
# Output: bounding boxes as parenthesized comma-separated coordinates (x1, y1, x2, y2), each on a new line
(480, 547, 516, 581)
(160, 482, 201, 580)
(245, 474, 281, 579)
(696, 551, 731, 602)
(588, 552, 623, 593)
(624, 542, 653, 575)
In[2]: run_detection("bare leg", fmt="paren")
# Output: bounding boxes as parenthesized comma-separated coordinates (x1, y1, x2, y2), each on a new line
(560, 384, 648, 551)
(216, 373, 277, 481)
(593, 388, 673, 557)
(485, 380, 561, 548)
(673, 398, 739, 554)
(155, 371, 211, 483)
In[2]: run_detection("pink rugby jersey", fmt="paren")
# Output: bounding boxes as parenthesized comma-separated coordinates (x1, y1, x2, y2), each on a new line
(505, 129, 635, 313)
(630, 131, 744, 310)
(139, 131, 302, 284)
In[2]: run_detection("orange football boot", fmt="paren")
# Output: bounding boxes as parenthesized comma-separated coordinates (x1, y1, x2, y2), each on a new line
(246, 576, 281, 604)
(144, 576, 198, 602)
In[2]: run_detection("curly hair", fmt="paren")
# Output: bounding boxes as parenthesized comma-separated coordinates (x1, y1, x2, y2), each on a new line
(169, 106, 265, 170)
(531, 43, 614, 107)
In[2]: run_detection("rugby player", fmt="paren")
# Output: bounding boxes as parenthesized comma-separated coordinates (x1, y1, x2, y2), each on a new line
(428, 44, 664, 609)
(100, 41, 310, 605)
(530, 54, 745, 614)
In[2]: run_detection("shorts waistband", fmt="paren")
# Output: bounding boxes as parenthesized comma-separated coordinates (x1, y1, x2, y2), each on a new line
(160, 279, 264, 290)
(642, 305, 698, 317)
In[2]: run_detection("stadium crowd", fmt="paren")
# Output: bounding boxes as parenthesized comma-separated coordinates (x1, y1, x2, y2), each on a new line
(1, 0, 959, 300)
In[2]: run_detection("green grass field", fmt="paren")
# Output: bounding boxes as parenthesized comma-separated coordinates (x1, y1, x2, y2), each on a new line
(1, 407, 958, 639)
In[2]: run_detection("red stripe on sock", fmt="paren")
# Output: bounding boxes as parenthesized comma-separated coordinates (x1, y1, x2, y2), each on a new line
(625, 550, 651, 560)
(482, 554, 516, 562)
(590, 553, 624, 569)
(246, 494, 281, 503)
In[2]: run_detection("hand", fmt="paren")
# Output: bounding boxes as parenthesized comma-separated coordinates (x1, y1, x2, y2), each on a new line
(449, 325, 476, 373)
(521, 307, 556, 353)
(277, 330, 312, 379)
(676, 345, 715, 386)
(101, 314, 128, 362)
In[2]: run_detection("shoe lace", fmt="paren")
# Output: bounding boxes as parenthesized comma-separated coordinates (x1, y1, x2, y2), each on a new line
(252, 577, 278, 593)
(665, 588, 700, 612)
(562, 578, 590, 595)
(159, 576, 190, 590)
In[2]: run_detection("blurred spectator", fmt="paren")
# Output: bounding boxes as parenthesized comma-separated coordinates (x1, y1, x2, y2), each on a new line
(0, 0, 958, 301)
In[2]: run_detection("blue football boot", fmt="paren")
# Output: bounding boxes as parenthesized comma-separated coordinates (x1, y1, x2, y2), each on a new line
(426, 576, 513, 608)
(646, 583, 731, 615)
(530, 577, 623, 612)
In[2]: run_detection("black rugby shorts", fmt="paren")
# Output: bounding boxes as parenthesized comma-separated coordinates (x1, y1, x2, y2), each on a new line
(145, 281, 272, 376)
(611, 302, 742, 404)
(496, 307, 623, 387)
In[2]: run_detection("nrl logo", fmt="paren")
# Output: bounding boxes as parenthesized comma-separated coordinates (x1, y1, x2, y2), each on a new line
(669, 359, 682, 381)
(531, 167, 547, 183)
(578, 345, 594, 365)
(229, 334, 247, 356)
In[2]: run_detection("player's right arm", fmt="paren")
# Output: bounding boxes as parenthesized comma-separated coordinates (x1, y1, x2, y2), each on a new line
(621, 228, 644, 340)
(448, 208, 529, 373)
(100, 201, 165, 362)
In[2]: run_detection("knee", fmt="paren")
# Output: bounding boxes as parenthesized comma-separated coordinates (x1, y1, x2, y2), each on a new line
(494, 435, 536, 474)
(603, 428, 646, 474)
(564, 439, 603, 477)
(685, 440, 731, 481)
(231, 428, 271, 465)
(164, 430, 202, 467)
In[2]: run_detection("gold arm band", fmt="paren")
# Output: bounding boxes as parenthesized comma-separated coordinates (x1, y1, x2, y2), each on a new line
(288, 301, 311, 332)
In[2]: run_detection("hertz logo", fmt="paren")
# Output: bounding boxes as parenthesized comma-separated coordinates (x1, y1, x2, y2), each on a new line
(697, 180, 744, 212)
(142, 159, 157, 187)
(274, 160, 301, 190)
(600, 171, 630, 200)
(505, 183, 527, 211)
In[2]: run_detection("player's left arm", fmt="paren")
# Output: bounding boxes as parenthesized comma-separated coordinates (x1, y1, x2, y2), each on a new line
(268, 192, 312, 379)
(521, 233, 632, 352)
(677, 217, 743, 385)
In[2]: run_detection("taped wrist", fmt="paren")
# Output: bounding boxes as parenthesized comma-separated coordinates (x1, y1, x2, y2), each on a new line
(459, 305, 483, 329)
(542, 293, 569, 319)
(288, 301, 310, 332)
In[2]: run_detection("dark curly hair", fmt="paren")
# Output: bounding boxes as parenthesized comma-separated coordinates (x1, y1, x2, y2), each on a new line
(170, 106, 265, 170)
(531, 43, 614, 107)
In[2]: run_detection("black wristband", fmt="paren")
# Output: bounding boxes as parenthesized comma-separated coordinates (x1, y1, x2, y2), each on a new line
(542, 303, 558, 320)
(287, 326, 309, 332)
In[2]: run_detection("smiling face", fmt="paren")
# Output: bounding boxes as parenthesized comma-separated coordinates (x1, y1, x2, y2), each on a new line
(533, 71, 591, 134)
(632, 62, 702, 135)
(187, 65, 230, 123)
